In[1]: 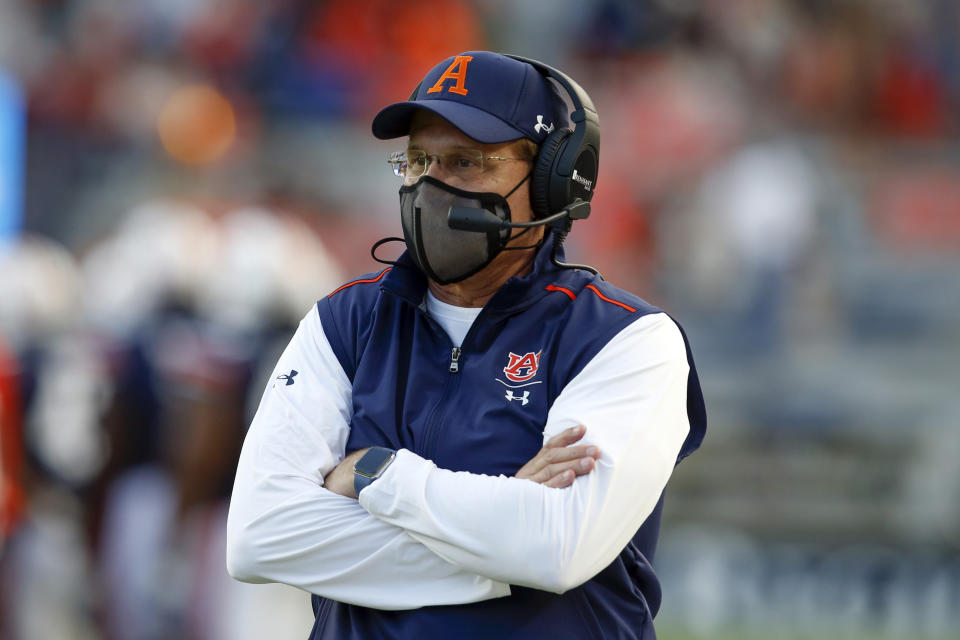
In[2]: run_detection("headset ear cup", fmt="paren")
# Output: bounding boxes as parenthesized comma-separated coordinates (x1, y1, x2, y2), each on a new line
(530, 129, 570, 218)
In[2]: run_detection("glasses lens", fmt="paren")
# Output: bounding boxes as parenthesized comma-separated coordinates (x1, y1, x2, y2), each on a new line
(447, 150, 483, 177)
(388, 151, 407, 177)
(406, 150, 428, 178)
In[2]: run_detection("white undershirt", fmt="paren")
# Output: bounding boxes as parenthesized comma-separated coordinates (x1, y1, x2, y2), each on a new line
(425, 291, 482, 346)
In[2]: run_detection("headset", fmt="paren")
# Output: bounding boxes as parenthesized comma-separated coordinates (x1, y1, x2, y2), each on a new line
(509, 54, 600, 228)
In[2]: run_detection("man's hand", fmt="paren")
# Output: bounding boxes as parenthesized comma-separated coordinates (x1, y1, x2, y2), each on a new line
(515, 425, 600, 488)
(323, 447, 370, 499)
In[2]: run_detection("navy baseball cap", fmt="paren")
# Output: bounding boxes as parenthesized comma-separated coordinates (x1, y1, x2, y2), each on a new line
(372, 51, 566, 144)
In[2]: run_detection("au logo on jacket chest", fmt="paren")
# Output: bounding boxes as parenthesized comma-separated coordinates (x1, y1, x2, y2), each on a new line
(503, 351, 542, 383)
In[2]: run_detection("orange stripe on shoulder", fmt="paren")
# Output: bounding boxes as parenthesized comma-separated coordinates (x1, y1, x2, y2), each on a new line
(545, 284, 577, 301)
(584, 284, 636, 312)
(328, 268, 392, 298)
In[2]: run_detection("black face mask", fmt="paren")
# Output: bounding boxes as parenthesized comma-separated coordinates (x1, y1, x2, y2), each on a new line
(397, 174, 534, 285)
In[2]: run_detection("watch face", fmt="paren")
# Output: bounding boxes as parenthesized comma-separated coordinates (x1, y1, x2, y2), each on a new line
(355, 447, 396, 478)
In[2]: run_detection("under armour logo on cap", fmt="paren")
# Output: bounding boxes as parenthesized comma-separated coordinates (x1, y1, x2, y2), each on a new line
(534, 115, 554, 135)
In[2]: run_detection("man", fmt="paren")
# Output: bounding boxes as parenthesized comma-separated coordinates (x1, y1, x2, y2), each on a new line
(227, 51, 706, 639)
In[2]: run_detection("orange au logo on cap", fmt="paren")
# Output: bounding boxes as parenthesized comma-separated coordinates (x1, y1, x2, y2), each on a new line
(427, 55, 473, 96)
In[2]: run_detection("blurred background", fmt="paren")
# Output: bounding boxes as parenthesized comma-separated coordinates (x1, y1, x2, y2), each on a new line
(0, 0, 958, 638)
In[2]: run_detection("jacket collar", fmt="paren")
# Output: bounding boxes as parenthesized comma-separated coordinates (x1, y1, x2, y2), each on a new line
(380, 233, 578, 314)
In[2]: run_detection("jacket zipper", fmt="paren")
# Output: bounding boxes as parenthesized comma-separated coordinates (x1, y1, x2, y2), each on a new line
(421, 315, 483, 460)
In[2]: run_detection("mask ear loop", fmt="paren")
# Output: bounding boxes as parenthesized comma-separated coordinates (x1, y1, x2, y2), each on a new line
(500, 170, 544, 252)
(370, 236, 406, 266)
(504, 171, 531, 200)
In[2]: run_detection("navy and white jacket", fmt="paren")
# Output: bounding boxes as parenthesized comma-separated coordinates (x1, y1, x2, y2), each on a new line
(227, 237, 706, 640)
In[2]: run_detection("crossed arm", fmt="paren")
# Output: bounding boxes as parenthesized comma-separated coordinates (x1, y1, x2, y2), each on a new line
(324, 424, 599, 499)
(226, 308, 689, 608)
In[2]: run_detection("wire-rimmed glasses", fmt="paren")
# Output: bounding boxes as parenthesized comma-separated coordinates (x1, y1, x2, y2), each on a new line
(388, 149, 527, 180)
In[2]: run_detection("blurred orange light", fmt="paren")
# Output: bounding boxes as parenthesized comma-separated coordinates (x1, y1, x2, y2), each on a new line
(157, 85, 236, 165)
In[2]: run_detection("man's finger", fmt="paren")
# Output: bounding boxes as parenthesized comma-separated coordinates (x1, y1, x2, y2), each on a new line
(544, 425, 586, 448)
(515, 441, 601, 481)
(543, 469, 575, 488)
(536, 456, 596, 484)
(541, 444, 600, 465)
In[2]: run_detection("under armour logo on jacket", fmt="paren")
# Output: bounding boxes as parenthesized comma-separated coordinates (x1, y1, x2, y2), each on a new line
(276, 370, 298, 386)
(534, 115, 554, 135)
(505, 390, 530, 406)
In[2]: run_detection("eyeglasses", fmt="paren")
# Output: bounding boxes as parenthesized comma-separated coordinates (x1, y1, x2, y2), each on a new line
(388, 149, 527, 179)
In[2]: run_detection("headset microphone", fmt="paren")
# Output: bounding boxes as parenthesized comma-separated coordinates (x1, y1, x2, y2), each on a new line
(448, 199, 599, 276)
(447, 202, 588, 233)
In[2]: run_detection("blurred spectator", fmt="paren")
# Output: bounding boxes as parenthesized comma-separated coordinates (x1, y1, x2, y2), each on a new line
(98, 316, 314, 640)
(1, 479, 101, 640)
(98, 318, 245, 640)
(0, 336, 25, 546)
(658, 138, 819, 356)
(80, 201, 221, 337)
(195, 207, 344, 331)
(0, 236, 101, 640)
(80, 200, 343, 336)
(0, 236, 81, 350)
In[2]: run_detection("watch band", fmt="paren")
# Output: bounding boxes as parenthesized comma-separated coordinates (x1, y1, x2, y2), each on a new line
(353, 447, 397, 496)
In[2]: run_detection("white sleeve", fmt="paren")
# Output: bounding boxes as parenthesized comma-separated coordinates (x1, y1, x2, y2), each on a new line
(225, 308, 510, 609)
(358, 312, 690, 593)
